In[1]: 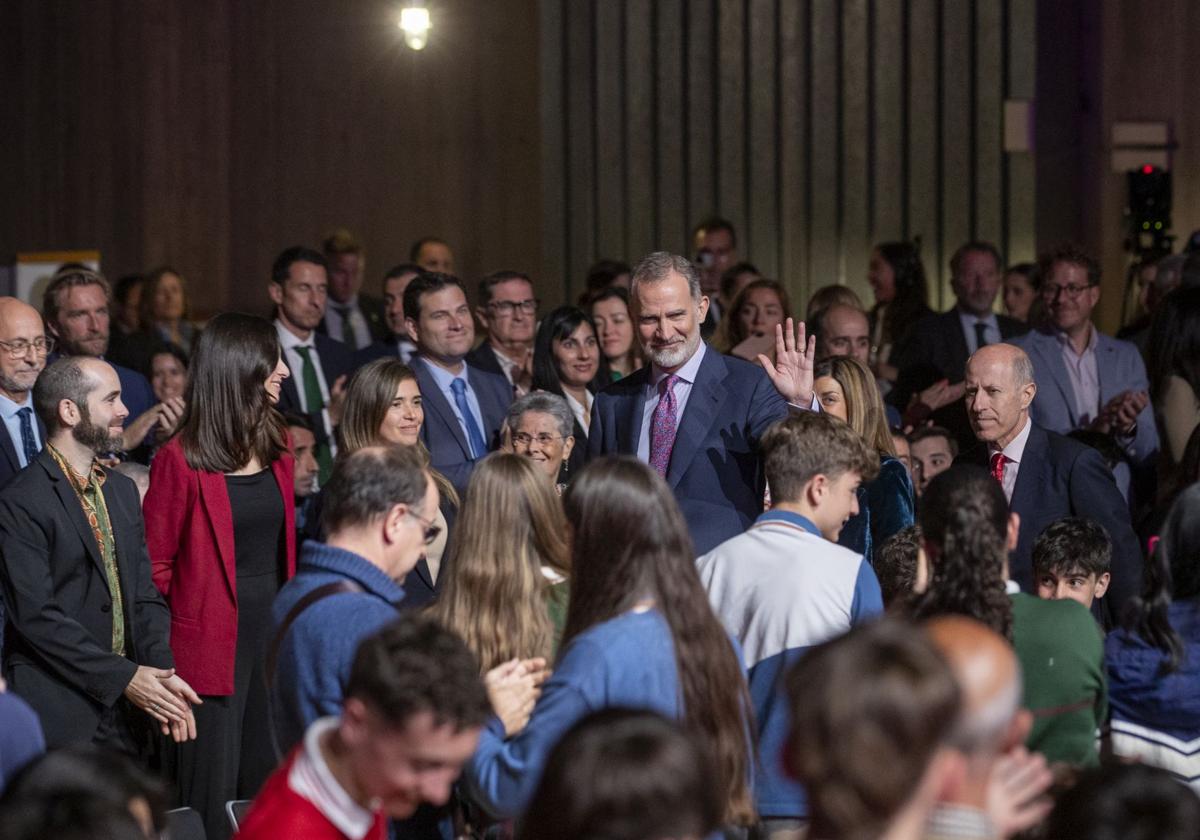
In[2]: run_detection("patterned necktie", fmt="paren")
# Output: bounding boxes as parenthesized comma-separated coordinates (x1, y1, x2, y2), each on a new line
(649, 374, 681, 477)
(451, 377, 488, 459)
(16, 407, 38, 466)
(294, 346, 333, 483)
(990, 451, 1006, 485)
(974, 321, 990, 350)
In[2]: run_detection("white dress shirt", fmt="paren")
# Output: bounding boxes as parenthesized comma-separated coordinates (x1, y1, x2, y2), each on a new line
(275, 320, 336, 446)
(991, 415, 1032, 503)
(564, 389, 593, 435)
(322, 296, 373, 351)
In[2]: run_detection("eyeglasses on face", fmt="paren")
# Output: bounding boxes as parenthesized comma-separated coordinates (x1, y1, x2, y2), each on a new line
(512, 432, 562, 447)
(405, 509, 442, 545)
(1040, 283, 1094, 300)
(0, 336, 55, 358)
(489, 299, 539, 316)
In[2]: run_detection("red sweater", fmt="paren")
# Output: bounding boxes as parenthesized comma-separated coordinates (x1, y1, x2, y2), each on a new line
(236, 747, 386, 840)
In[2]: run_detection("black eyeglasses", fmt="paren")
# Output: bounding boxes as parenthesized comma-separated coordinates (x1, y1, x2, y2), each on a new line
(406, 509, 443, 545)
(488, 299, 539, 316)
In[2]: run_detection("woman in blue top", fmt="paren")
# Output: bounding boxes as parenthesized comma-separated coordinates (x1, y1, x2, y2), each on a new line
(1106, 484, 1200, 789)
(813, 355, 915, 564)
(464, 456, 755, 828)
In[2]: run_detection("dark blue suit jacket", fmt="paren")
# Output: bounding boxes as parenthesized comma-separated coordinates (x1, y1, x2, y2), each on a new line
(959, 422, 1143, 621)
(589, 347, 788, 555)
(408, 357, 512, 496)
(0, 411, 46, 491)
(275, 333, 356, 447)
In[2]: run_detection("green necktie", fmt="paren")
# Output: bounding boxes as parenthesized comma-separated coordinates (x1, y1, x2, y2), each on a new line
(294, 346, 334, 483)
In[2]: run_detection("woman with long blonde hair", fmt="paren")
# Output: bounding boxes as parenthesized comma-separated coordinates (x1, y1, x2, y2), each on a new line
(429, 453, 570, 670)
(813, 355, 914, 563)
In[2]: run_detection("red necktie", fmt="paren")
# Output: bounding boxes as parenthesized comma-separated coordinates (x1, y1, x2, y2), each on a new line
(990, 451, 1006, 485)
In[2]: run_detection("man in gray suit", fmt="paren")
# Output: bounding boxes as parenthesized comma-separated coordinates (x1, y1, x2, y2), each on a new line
(1014, 243, 1158, 473)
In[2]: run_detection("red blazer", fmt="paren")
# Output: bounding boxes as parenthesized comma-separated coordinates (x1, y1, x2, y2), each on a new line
(144, 436, 296, 695)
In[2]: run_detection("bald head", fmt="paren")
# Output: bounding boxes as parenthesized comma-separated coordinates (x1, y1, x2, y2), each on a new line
(0, 297, 50, 400)
(964, 343, 1037, 448)
(925, 616, 1022, 758)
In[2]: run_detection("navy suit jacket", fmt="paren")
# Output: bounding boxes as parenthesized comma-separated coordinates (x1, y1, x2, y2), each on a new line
(589, 347, 788, 555)
(958, 422, 1143, 622)
(1014, 327, 1158, 469)
(464, 340, 508, 381)
(408, 357, 512, 496)
(275, 333, 356, 447)
(0, 411, 46, 491)
(316, 294, 388, 346)
(890, 309, 1027, 448)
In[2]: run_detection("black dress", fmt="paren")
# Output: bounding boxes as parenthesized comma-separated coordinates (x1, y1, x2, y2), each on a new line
(175, 469, 284, 840)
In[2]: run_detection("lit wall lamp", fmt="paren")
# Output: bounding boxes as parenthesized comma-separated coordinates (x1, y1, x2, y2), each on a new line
(399, 5, 432, 51)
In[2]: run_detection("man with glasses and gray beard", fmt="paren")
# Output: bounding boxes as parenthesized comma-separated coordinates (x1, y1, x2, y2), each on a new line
(589, 251, 818, 554)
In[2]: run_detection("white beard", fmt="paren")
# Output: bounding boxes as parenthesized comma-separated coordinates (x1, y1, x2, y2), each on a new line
(645, 329, 700, 369)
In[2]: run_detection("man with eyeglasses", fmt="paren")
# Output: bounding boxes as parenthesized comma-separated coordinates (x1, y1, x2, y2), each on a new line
(0, 298, 53, 489)
(1015, 243, 1158, 476)
(268, 444, 442, 755)
(466, 270, 539, 397)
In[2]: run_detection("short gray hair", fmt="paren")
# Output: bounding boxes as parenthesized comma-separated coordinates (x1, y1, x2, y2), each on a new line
(508, 391, 574, 439)
(630, 251, 702, 302)
(1011, 347, 1035, 388)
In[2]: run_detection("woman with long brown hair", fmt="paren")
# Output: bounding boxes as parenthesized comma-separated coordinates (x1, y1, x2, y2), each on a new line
(465, 456, 755, 830)
(321, 356, 456, 608)
(813, 354, 914, 563)
(144, 312, 295, 840)
(712, 277, 793, 363)
(429, 452, 570, 666)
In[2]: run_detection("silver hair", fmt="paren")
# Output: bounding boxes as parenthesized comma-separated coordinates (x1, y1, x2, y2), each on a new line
(507, 390, 574, 439)
(968, 343, 1035, 388)
(630, 251, 702, 302)
(945, 667, 1023, 757)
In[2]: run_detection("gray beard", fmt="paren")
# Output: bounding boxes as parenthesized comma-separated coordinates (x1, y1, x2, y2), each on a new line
(645, 330, 700, 369)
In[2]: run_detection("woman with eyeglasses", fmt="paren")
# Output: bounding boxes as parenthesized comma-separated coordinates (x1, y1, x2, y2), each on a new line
(143, 313, 296, 839)
(327, 356, 458, 609)
(506, 391, 576, 493)
(532, 306, 609, 478)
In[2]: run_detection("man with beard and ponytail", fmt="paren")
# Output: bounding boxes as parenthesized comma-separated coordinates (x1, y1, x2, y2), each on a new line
(0, 356, 200, 751)
(590, 251, 818, 553)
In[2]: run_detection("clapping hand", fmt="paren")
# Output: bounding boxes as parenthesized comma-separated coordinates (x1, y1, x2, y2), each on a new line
(758, 318, 816, 407)
(485, 657, 550, 737)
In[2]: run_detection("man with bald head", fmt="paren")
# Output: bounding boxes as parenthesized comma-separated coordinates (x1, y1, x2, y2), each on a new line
(924, 616, 1039, 839)
(958, 343, 1142, 621)
(0, 298, 51, 489)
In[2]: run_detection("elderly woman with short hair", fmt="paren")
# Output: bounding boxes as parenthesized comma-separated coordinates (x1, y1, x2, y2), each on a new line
(506, 392, 576, 494)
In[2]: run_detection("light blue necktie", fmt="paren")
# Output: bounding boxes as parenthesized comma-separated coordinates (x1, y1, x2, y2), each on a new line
(451, 377, 488, 459)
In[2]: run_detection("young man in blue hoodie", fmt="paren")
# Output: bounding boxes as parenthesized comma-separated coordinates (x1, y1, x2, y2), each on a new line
(696, 411, 884, 838)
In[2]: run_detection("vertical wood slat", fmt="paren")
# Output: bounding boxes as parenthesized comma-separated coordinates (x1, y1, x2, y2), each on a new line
(747, 0, 779, 278)
(939, 0, 972, 307)
(716, 0, 747, 235)
(778, 0, 809, 295)
(594, 0, 626, 263)
(1006, 0, 1037, 264)
(871, 0, 905, 241)
(841, 0, 870, 299)
(655, 0, 686, 253)
(685, 0, 716, 225)
(974, 0, 1005, 248)
(808, 0, 840, 288)
(907, 0, 941, 298)
(623, 0, 655, 263)
(564, 0, 596, 296)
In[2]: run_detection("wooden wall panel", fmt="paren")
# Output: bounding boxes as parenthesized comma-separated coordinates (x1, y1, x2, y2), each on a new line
(1, 0, 543, 315)
(540, 0, 1038, 315)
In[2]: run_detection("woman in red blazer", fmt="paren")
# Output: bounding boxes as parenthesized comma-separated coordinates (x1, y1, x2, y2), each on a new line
(144, 312, 296, 839)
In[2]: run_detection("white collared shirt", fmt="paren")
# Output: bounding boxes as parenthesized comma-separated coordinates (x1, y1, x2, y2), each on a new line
(991, 415, 1033, 502)
(323, 296, 372, 351)
(288, 717, 376, 840)
(636, 343, 708, 462)
(958, 308, 1000, 354)
(275, 320, 338, 450)
(564, 389, 593, 434)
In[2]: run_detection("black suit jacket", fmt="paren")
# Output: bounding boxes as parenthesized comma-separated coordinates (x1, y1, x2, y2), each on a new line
(0, 411, 47, 491)
(891, 309, 1027, 447)
(0, 450, 174, 746)
(464, 340, 508, 381)
(276, 332, 356, 446)
(958, 422, 1143, 622)
(316, 294, 388, 347)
